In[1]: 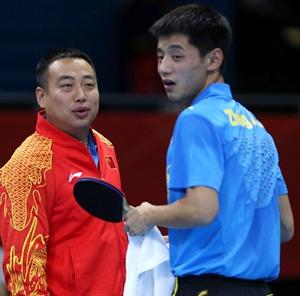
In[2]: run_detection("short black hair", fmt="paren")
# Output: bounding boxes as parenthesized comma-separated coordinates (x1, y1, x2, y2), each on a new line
(36, 48, 96, 88)
(149, 4, 232, 72)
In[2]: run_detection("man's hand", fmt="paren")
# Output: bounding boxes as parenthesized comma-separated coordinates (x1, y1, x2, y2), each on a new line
(124, 202, 154, 236)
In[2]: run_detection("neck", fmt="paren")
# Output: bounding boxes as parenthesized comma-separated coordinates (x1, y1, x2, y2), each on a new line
(184, 73, 224, 108)
(197, 72, 224, 97)
(206, 71, 224, 87)
(73, 130, 89, 147)
(81, 137, 88, 147)
(70, 130, 89, 147)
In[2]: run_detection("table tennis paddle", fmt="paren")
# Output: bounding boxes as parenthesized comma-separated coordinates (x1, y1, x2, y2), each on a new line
(73, 177, 129, 222)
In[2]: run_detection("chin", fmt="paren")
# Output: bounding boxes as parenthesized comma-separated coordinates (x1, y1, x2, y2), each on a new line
(167, 93, 182, 102)
(167, 92, 189, 103)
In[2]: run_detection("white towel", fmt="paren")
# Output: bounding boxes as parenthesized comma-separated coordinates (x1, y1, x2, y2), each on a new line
(124, 226, 175, 296)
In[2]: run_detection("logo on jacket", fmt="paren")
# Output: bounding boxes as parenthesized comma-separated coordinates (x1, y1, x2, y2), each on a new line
(68, 171, 83, 183)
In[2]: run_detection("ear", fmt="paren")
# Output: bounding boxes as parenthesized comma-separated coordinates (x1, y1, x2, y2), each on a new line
(206, 48, 224, 71)
(35, 86, 47, 109)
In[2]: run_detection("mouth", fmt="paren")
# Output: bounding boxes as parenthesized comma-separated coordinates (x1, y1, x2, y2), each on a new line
(73, 107, 90, 118)
(162, 79, 176, 92)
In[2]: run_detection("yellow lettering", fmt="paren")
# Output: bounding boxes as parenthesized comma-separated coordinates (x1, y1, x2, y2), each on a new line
(223, 109, 261, 129)
(224, 109, 238, 126)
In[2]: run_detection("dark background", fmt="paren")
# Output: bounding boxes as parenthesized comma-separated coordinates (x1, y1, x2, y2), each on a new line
(0, 0, 300, 96)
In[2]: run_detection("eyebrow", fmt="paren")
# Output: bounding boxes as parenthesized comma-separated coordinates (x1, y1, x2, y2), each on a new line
(57, 75, 75, 82)
(82, 75, 97, 81)
(57, 75, 97, 82)
(157, 44, 185, 53)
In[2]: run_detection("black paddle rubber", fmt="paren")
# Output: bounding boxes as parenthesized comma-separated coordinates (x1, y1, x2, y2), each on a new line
(73, 177, 124, 222)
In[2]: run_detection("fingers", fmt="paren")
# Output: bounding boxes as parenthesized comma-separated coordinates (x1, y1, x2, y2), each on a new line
(124, 222, 141, 236)
(123, 198, 132, 214)
(124, 220, 154, 236)
(124, 223, 129, 232)
(123, 203, 152, 236)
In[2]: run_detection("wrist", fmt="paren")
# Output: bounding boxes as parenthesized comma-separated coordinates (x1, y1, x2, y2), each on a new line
(144, 204, 155, 226)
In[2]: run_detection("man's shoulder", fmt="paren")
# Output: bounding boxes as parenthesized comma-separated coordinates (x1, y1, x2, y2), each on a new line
(179, 99, 230, 126)
(0, 132, 52, 189)
(1, 132, 52, 168)
(92, 129, 114, 149)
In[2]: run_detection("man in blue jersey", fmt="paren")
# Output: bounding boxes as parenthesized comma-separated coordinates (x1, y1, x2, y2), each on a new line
(125, 3, 294, 296)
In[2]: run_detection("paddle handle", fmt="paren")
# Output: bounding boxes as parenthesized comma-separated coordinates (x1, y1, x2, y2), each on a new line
(123, 197, 130, 215)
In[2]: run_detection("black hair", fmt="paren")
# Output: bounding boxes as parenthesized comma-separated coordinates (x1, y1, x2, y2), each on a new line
(36, 48, 96, 88)
(149, 4, 232, 72)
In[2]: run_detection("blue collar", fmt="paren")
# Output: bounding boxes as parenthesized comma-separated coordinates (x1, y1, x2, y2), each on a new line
(87, 132, 99, 167)
(192, 82, 233, 106)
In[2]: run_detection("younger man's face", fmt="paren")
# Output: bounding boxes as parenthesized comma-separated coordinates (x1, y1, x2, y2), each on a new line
(156, 34, 209, 102)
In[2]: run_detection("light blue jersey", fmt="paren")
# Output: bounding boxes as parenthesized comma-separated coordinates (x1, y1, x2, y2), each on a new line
(167, 83, 287, 280)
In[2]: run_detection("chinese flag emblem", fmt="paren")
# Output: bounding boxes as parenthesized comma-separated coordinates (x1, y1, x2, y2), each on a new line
(105, 156, 117, 170)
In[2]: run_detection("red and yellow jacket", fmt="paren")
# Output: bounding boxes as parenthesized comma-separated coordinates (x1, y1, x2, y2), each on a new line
(0, 111, 128, 295)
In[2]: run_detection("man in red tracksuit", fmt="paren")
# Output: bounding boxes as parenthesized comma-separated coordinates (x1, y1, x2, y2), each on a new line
(0, 48, 128, 295)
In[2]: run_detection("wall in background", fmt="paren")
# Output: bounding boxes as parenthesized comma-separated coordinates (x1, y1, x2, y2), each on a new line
(0, 110, 299, 281)
(1, 0, 299, 95)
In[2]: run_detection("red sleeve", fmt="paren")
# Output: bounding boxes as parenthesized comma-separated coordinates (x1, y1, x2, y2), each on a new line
(0, 134, 51, 295)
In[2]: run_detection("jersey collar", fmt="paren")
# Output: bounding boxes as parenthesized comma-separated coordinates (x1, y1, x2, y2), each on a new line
(192, 82, 233, 106)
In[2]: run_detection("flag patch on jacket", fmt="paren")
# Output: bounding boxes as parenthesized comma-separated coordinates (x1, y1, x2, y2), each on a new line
(105, 156, 117, 169)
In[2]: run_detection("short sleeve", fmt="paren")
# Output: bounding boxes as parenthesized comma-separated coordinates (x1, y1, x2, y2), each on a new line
(277, 166, 288, 196)
(168, 109, 224, 191)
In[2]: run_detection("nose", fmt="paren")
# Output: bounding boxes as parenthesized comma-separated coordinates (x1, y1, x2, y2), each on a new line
(75, 85, 86, 102)
(158, 56, 172, 77)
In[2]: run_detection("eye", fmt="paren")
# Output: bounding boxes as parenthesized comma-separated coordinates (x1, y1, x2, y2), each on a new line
(60, 83, 73, 90)
(172, 55, 183, 61)
(84, 82, 96, 89)
(157, 54, 164, 63)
